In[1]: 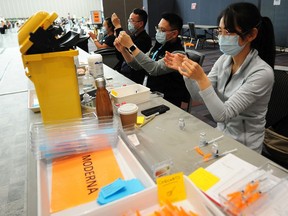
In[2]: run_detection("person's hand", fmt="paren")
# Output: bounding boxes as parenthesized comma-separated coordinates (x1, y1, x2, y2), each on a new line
(111, 13, 121, 29)
(114, 38, 126, 53)
(164, 51, 187, 71)
(118, 31, 133, 48)
(88, 32, 96, 40)
(179, 58, 206, 82)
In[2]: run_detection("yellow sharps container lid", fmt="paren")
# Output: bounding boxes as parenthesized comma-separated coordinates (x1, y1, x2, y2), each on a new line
(18, 11, 58, 54)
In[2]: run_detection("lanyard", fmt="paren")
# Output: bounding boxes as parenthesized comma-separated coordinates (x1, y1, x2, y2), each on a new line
(151, 45, 164, 61)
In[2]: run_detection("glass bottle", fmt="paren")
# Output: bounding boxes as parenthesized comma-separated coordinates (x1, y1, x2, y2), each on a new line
(81, 90, 93, 107)
(178, 118, 185, 130)
(211, 142, 219, 157)
(199, 132, 207, 147)
(82, 71, 95, 90)
(95, 78, 113, 119)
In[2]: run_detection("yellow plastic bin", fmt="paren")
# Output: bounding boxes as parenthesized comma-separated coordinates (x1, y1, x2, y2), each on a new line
(18, 11, 82, 122)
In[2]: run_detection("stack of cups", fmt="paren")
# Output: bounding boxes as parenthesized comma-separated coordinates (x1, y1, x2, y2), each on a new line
(118, 103, 138, 129)
(87, 54, 103, 79)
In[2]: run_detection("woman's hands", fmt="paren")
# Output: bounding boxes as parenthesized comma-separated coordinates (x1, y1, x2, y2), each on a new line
(164, 51, 186, 71)
(88, 32, 97, 40)
(164, 51, 211, 90)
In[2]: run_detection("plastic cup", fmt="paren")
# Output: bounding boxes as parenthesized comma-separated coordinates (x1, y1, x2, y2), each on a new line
(118, 103, 138, 128)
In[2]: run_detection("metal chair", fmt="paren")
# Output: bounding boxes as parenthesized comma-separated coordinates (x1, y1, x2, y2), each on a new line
(187, 22, 206, 49)
(185, 49, 205, 66)
(183, 49, 206, 112)
(93, 47, 118, 69)
(262, 70, 288, 169)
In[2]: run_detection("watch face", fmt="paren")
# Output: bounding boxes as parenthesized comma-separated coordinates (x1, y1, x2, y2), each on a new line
(130, 45, 136, 52)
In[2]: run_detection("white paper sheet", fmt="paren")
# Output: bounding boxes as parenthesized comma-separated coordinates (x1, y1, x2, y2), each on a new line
(204, 153, 257, 204)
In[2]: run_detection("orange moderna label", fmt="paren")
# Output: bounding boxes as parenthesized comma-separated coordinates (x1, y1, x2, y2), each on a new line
(51, 147, 123, 213)
(92, 11, 101, 23)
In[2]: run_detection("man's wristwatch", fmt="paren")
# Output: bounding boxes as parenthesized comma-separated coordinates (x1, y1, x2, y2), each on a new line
(128, 44, 137, 53)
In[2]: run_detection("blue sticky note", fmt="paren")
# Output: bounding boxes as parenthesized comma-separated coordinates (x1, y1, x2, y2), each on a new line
(100, 178, 126, 198)
(97, 179, 145, 205)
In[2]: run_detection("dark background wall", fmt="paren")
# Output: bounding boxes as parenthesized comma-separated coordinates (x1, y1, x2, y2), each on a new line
(102, 0, 143, 31)
(174, 0, 260, 26)
(143, 0, 175, 38)
(102, 0, 288, 47)
(174, 0, 287, 47)
(260, 0, 288, 47)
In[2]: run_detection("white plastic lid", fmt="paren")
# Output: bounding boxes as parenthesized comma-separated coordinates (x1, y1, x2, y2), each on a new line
(118, 103, 138, 115)
(87, 54, 102, 63)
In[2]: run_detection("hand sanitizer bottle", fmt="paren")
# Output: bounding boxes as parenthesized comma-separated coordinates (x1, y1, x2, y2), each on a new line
(82, 71, 95, 91)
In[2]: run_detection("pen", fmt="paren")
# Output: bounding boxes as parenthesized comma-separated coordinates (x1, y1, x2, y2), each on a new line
(145, 112, 159, 120)
(137, 115, 157, 128)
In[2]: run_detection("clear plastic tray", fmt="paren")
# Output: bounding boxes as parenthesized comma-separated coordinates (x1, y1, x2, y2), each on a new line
(219, 162, 288, 215)
(120, 129, 175, 180)
(242, 177, 288, 215)
(30, 115, 119, 160)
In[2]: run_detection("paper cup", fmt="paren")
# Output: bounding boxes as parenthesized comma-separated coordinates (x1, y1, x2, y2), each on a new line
(118, 103, 138, 128)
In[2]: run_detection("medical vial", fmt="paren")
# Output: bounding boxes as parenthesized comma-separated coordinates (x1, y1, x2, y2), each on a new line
(211, 142, 219, 157)
(178, 118, 185, 130)
(199, 132, 207, 147)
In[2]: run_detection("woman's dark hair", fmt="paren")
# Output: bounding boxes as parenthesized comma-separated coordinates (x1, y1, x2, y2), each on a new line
(161, 12, 183, 33)
(105, 17, 115, 31)
(133, 8, 148, 26)
(218, 2, 275, 68)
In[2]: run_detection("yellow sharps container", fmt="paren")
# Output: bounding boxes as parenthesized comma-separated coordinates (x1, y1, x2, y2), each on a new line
(18, 11, 82, 122)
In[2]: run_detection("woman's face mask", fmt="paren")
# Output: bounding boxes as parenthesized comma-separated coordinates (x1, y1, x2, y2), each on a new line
(218, 35, 246, 56)
(102, 28, 107, 35)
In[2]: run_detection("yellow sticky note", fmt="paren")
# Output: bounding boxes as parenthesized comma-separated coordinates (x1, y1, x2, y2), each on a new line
(188, 167, 220, 192)
(156, 172, 186, 204)
(111, 90, 118, 96)
(137, 116, 145, 125)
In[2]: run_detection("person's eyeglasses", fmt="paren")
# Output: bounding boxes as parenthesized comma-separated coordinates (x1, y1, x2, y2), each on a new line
(215, 28, 233, 36)
(128, 19, 142, 23)
(155, 26, 176, 33)
(216, 28, 248, 37)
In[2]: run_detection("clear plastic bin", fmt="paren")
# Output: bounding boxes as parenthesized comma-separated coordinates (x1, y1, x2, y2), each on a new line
(30, 115, 119, 160)
(219, 162, 288, 215)
(120, 129, 175, 179)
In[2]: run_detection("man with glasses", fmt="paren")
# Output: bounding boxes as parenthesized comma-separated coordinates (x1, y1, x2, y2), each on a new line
(114, 12, 190, 107)
(112, 8, 152, 84)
